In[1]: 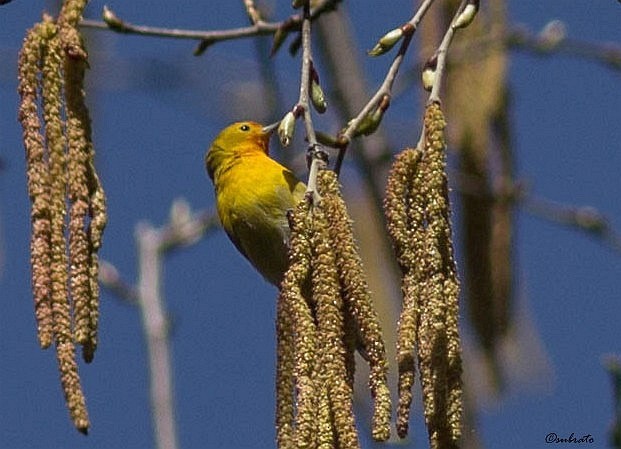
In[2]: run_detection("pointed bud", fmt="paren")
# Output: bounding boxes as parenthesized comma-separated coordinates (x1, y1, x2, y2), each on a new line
(194, 40, 213, 56)
(278, 112, 296, 147)
(379, 27, 404, 47)
(102, 6, 124, 31)
(356, 108, 383, 136)
(311, 80, 327, 114)
(421, 55, 437, 92)
(368, 27, 403, 57)
(288, 36, 302, 56)
(453, 0, 479, 29)
(270, 28, 288, 56)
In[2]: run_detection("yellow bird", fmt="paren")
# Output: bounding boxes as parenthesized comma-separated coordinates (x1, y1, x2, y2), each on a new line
(205, 121, 307, 286)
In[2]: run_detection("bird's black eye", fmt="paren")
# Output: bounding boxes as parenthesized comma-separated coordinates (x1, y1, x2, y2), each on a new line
(240, 124, 250, 132)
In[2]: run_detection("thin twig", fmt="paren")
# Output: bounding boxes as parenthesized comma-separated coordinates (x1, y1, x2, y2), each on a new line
(316, 11, 391, 209)
(79, 0, 342, 52)
(243, 0, 262, 25)
(524, 195, 621, 253)
(334, 0, 436, 174)
(296, 1, 325, 199)
(98, 260, 139, 304)
(450, 170, 621, 253)
(80, 16, 279, 42)
(296, 7, 317, 148)
(158, 208, 220, 253)
(508, 24, 621, 71)
(437, 22, 621, 73)
(427, 0, 469, 104)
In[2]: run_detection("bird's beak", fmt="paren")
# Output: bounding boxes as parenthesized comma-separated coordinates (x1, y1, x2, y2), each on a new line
(262, 121, 280, 135)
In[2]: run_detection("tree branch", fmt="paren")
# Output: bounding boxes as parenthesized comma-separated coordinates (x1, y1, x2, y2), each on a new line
(334, 0, 436, 174)
(295, 2, 326, 199)
(136, 222, 178, 449)
(79, 1, 342, 55)
(98, 200, 219, 449)
(427, 0, 471, 104)
(451, 171, 621, 253)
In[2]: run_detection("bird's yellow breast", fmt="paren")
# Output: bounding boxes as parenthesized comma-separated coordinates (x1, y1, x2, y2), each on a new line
(214, 151, 306, 286)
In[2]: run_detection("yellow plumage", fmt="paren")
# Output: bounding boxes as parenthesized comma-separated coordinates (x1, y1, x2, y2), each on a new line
(206, 121, 306, 286)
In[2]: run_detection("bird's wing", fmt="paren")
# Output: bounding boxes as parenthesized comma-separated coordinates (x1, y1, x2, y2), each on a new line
(275, 171, 306, 248)
(225, 204, 291, 287)
(223, 221, 252, 264)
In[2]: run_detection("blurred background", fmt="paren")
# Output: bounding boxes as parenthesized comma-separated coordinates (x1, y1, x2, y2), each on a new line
(1, 1, 620, 448)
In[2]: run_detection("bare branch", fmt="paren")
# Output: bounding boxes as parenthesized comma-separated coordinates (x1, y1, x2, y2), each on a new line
(96, 200, 219, 449)
(296, 2, 326, 199)
(440, 21, 621, 73)
(136, 222, 178, 449)
(524, 195, 621, 253)
(242, 0, 262, 25)
(80, 13, 279, 42)
(451, 170, 621, 253)
(508, 22, 621, 71)
(336, 0, 436, 163)
(158, 200, 220, 253)
(79, 1, 342, 55)
(427, 0, 471, 104)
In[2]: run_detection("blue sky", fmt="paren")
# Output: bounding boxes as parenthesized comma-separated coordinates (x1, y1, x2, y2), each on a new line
(1, 1, 620, 449)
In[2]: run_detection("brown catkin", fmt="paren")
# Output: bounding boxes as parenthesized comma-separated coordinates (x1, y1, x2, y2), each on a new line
(58, 0, 88, 29)
(276, 290, 296, 449)
(63, 29, 104, 362)
(68, 196, 91, 346)
(311, 203, 359, 449)
(41, 29, 71, 347)
(395, 272, 421, 438)
(385, 103, 463, 445)
(316, 382, 335, 449)
(291, 292, 318, 449)
(56, 341, 89, 434)
(18, 22, 54, 349)
(276, 201, 312, 449)
(278, 198, 318, 449)
(417, 275, 450, 449)
(85, 173, 107, 361)
(40, 26, 91, 433)
(384, 147, 425, 438)
(18, 3, 102, 433)
(417, 102, 462, 449)
(444, 278, 463, 443)
(318, 170, 391, 442)
(384, 148, 423, 270)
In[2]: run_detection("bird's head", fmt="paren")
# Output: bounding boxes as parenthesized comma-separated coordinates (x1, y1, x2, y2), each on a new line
(205, 121, 276, 181)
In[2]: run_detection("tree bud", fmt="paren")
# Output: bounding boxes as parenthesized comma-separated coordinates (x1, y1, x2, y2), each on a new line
(368, 27, 403, 57)
(453, 0, 479, 29)
(356, 108, 383, 136)
(102, 6, 124, 31)
(270, 28, 288, 56)
(421, 55, 437, 92)
(311, 80, 327, 113)
(278, 112, 296, 147)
